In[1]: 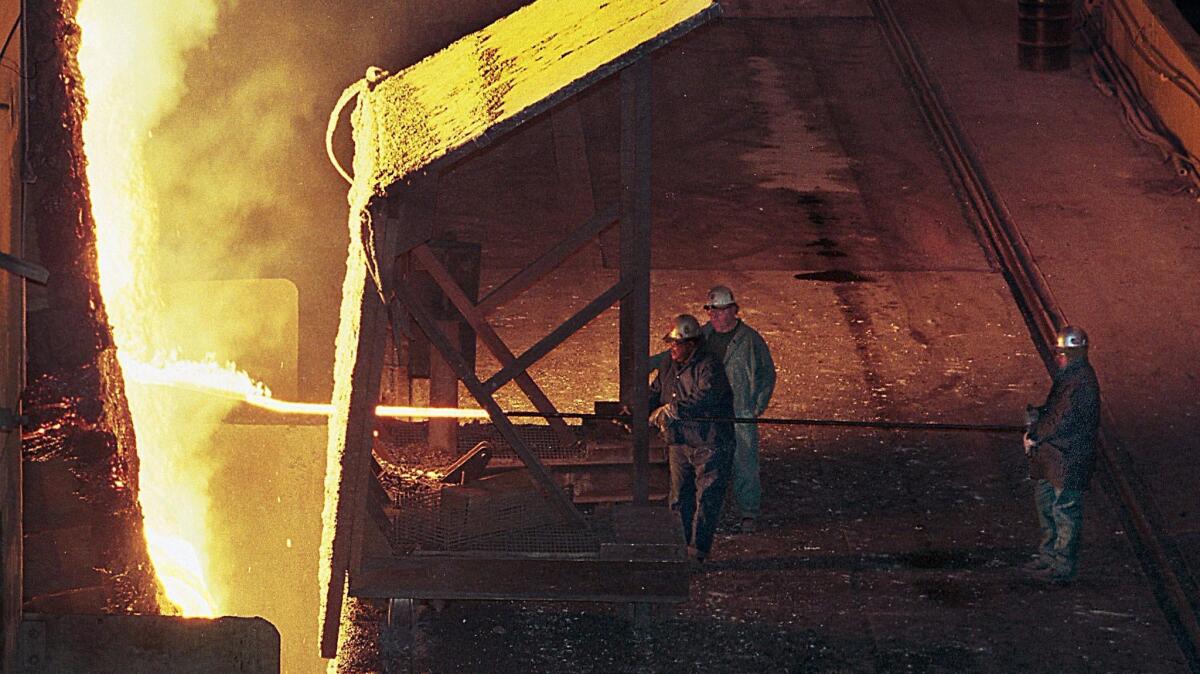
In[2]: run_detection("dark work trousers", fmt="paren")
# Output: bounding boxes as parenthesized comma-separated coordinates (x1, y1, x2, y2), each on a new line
(1034, 479, 1085, 577)
(669, 442, 733, 557)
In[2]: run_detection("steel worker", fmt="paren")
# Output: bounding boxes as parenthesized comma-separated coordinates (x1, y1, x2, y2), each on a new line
(699, 285, 776, 534)
(1022, 325, 1101, 584)
(649, 314, 735, 563)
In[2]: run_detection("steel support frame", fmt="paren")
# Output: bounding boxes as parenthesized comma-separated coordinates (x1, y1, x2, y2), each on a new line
(381, 53, 655, 515)
(407, 243, 578, 448)
(323, 55, 658, 657)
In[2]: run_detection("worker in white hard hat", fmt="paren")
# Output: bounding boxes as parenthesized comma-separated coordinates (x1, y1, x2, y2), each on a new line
(649, 314, 736, 563)
(700, 285, 776, 534)
(1021, 325, 1101, 584)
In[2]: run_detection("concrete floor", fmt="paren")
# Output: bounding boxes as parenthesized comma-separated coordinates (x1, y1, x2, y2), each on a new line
(327, 3, 1194, 671)
(896, 0, 1200, 632)
(195, 1, 1200, 670)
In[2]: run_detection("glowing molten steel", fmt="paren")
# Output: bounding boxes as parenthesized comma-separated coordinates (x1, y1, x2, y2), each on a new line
(130, 359, 490, 419)
(250, 398, 490, 420)
(69, 0, 485, 612)
(76, 0, 221, 617)
(128, 360, 490, 420)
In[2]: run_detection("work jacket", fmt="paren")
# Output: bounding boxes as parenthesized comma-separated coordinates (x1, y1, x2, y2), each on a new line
(649, 348, 735, 450)
(1030, 358, 1101, 491)
(701, 320, 776, 417)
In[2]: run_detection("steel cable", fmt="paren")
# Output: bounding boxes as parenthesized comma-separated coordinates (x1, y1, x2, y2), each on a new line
(498, 410, 1025, 434)
(1081, 0, 1200, 197)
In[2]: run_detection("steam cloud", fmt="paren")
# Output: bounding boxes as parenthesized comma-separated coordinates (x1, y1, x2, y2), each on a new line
(80, 1, 529, 668)
(121, 1, 524, 670)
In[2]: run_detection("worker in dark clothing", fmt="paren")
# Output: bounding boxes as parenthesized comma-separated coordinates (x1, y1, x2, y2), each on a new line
(1022, 325, 1101, 583)
(649, 314, 736, 563)
(649, 285, 776, 534)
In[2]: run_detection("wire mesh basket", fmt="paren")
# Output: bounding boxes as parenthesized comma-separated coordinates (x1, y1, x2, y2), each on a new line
(389, 482, 605, 556)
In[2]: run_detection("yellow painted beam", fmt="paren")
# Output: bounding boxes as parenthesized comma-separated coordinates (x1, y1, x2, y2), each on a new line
(358, 0, 716, 191)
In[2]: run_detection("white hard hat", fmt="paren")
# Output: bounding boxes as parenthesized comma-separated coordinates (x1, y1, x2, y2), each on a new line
(664, 314, 702, 342)
(1055, 325, 1088, 350)
(704, 285, 737, 310)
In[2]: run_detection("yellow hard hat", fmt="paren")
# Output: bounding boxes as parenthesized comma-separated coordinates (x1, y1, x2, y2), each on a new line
(1055, 325, 1088, 350)
(664, 314, 702, 342)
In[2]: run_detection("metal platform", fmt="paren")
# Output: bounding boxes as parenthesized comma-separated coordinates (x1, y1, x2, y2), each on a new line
(318, 0, 719, 655)
(361, 424, 686, 604)
(354, 503, 688, 604)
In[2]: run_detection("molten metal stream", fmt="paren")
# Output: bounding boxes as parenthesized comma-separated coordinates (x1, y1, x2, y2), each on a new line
(77, 0, 223, 617)
(243, 394, 490, 420)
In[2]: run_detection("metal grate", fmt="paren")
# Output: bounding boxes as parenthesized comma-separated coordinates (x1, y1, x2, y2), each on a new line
(389, 486, 606, 555)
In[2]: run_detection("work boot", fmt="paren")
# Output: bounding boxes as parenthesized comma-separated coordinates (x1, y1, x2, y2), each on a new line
(738, 517, 756, 534)
(1027, 565, 1075, 585)
(1021, 557, 1052, 573)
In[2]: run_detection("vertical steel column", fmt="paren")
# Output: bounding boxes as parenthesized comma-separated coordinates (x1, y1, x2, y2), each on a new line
(1, 4, 22, 670)
(427, 320, 460, 452)
(619, 58, 652, 504)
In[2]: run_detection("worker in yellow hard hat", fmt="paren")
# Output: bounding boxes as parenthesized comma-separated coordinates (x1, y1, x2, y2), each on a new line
(1022, 325, 1101, 584)
(649, 314, 735, 564)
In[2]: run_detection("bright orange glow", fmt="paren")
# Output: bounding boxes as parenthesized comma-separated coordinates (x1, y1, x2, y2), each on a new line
(128, 351, 491, 421)
(76, 0, 222, 617)
(250, 396, 491, 420)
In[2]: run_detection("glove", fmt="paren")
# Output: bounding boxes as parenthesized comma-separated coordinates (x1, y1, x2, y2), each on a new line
(1024, 404, 1040, 428)
(1022, 433, 1038, 457)
(615, 404, 632, 432)
(648, 404, 678, 431)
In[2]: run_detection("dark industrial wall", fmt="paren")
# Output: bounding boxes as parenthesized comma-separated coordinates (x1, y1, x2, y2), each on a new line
(1102, 0, 1200, 176)
(20, 0, 159, 616)
(1, 1, 22, 669)
(1173, 0, 1200, 32)
(392, 0, 533, 65)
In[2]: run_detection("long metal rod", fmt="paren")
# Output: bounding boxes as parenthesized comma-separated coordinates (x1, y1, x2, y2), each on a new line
(499, 410, 1023, 433)
(869, 0, 1200, 666)
(223, 397, 1022, 433)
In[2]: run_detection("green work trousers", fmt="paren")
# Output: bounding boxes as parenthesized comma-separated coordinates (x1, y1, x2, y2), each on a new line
(1034, 479, 1084, 577)
(732, 421, 761, 519)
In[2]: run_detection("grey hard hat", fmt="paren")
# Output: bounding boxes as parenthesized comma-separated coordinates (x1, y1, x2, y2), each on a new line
(704, 285, 737, 310)
(1055, 325, 1088, 350)
(664, 314, 702, 342)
